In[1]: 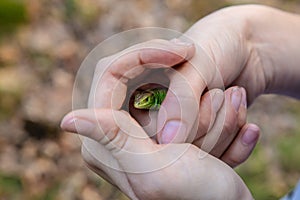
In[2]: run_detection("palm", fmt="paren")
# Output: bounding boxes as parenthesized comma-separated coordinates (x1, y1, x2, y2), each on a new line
(81, 135, 248, 200)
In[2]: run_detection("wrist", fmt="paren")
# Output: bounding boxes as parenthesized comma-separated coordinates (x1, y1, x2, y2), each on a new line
(245, 5, 300, 98)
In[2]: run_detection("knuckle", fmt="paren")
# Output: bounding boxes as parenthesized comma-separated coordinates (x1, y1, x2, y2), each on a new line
(100, 127, 127, 153)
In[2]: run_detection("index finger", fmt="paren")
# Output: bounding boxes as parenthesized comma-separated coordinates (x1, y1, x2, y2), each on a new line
(88, 39, 195, 109)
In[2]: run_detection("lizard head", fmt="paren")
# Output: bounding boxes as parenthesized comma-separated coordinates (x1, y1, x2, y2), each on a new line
(133, 91, 155, 109)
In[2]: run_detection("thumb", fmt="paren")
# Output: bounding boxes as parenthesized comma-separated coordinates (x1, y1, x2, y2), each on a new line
(156, 62, 204, 144)
(61, 109, 165, 173)
(156, 41, 225, 144)
(61, 109, 154, 153)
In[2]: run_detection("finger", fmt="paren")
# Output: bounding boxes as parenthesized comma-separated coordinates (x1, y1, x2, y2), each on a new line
(156, 62, 204, 144)
(196, 89, 225, 140)
(221, 124, 260, 168)
(156, 40, 227, 145)
(61, 109, 166, 173)
(193, 86, 247, 157)
(62, 110, 142, 198)
(89, 39, 195, 109)
(131, 84, 212, 143)
(60, 109, 154, 153)
(210, 87, 247, 157)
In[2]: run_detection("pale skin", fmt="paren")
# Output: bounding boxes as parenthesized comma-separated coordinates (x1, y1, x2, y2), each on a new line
(87, 31, 257, 164)
(61, 109, 253, 200)
(61, 5, 300, 200)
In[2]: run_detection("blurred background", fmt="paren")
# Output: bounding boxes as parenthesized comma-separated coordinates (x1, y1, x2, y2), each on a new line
(0, 0, 300, 199)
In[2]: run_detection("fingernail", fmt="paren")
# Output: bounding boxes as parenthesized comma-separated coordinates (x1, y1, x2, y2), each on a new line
(171, 38, 193, 46)
(60, 115, 76, 132)
(212, 90, 224, 112)
(242, 126, 259, 145)
(240, 87, 247, 108)
(231, 87, 242, 112)
(160, 120, 186, 144)
(61, 117, 95, 134)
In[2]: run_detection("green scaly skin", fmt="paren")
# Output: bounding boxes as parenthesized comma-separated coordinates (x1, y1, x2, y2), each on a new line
(134, 88, 167, 110)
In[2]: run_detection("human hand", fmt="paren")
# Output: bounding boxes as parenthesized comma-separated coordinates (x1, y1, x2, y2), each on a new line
(184, 4, 300, 100)
(87, 37, 259, 167)
(130, 85, 259, 167)
(61, 109, 253, 200)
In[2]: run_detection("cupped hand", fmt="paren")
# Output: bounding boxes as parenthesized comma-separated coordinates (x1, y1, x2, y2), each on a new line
(88, 37, 259, 167)
(61, 109, 253, 200)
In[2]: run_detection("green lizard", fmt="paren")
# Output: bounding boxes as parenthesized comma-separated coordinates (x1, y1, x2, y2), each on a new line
(134, 88, 167, 110)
